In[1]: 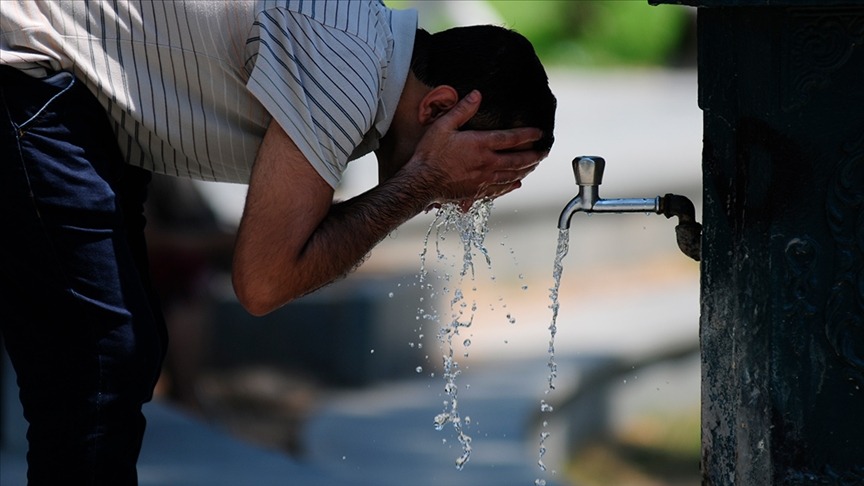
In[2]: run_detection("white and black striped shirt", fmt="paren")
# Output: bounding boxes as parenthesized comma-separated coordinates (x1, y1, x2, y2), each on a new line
(1, 1, 417, 186)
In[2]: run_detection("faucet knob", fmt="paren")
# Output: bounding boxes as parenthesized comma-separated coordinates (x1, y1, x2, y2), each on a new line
(573, 156, 605, 186)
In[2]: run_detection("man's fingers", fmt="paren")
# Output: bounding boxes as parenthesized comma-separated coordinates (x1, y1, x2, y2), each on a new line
(490, 149, 545, 172)
(480, 127, 544, 151)
(435, 91, 544, 150)
(439, 90, 483, 130)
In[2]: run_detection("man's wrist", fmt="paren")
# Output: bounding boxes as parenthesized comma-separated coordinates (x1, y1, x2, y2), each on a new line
(390, 156, 442, 213)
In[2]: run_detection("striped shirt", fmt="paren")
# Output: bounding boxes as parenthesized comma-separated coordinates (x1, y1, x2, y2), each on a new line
(0, 1, 417, 187)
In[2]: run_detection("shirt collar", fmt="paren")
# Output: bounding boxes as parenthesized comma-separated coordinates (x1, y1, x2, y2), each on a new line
(375, 7, 417, 138)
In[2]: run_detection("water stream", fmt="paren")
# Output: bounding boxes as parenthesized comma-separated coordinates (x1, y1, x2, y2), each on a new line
(536, 228, 570, 485)
(547, 229, 569, 392)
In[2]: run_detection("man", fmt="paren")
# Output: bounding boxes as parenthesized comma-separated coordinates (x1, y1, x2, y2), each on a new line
(1, 1, 555, 484)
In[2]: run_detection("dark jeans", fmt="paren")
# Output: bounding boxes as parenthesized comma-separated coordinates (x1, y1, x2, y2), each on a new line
(0, 66, 166, 485)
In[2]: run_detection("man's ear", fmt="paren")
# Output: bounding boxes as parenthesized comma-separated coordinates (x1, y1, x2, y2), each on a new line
(417, 85, 459, 126)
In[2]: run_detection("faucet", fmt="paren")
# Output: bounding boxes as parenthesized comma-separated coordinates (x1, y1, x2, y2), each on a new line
(558, 156, 702, 261)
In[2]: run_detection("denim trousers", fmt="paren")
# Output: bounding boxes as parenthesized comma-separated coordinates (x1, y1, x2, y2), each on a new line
(0, 66, 167, 485)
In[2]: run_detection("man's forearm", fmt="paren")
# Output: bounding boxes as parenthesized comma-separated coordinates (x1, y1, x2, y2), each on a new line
(233, 150, 437, 316)
(288, 166, 436, 300)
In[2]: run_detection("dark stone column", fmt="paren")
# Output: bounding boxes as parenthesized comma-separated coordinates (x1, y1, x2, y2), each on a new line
(651, 1, 864, 484)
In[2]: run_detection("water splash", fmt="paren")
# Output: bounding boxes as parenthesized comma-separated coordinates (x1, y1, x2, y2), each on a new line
(418, 199, 495, 470)
(431, 200, 494, 278)
(538, 431, 551, 471)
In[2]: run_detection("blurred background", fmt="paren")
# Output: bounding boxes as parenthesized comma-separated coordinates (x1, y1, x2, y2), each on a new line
(2, 2, 702, 485)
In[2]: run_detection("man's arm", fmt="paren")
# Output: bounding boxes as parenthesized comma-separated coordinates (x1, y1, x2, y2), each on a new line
(232, 91, 543, 316)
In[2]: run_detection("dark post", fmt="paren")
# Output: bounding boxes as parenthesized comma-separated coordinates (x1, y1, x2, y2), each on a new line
(650, 1, 864, 484)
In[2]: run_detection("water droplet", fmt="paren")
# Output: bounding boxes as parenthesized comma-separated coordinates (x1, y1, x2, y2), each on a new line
(455, 452, 470, 470)
(463, 338, 471, 347)
(416, 366, 423, 373)
(370, 349, 375, 354)
(434, 413, 449, 431)
(534, 480, 547, 486)
(540, 400, 554, 413)
(522, 285, 528, 290)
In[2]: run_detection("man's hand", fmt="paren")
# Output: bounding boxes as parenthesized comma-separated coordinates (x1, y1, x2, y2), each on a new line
(405, 90, 547, 208)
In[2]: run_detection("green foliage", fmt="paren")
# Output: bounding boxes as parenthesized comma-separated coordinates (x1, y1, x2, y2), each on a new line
(576, 1, 690, 66)
(491, 1, 690, 66)
(391, 1, 692, 67)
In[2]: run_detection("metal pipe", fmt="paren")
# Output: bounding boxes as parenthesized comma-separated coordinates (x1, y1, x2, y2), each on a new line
(557, 156, 701, 261)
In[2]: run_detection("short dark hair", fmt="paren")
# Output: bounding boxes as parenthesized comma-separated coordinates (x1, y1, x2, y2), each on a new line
(410, 25, 556, 152)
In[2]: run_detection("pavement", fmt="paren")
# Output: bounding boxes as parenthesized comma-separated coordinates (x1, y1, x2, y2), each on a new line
(1, 68, 702, 485)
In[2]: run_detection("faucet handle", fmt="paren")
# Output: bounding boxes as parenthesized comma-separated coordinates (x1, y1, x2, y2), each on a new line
(573, 156, 605, 186)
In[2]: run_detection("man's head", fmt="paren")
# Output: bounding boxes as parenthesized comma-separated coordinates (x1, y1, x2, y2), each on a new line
(411, 25, 556, 150)
(377, 25, 557, 180)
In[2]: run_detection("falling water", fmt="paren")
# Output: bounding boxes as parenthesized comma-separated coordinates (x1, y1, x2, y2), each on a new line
(546, 229, 569, 391)
(419, 199, 495, 471)
(537, 228, 570, 484)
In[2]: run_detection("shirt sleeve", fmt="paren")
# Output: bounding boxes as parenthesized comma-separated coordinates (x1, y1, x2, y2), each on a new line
(245, 6, 384, 188)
